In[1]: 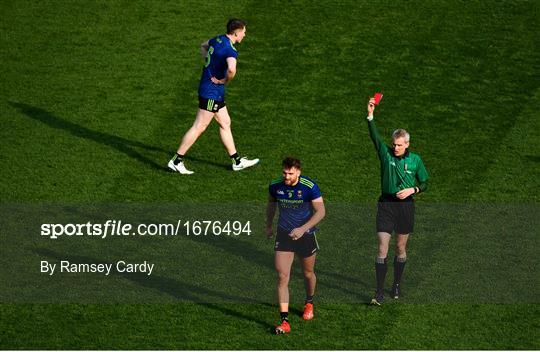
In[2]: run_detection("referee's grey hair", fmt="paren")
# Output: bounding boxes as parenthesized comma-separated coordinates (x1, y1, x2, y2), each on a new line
(392, 129, 410, 142)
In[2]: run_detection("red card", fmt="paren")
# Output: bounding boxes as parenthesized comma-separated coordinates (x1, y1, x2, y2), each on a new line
(373, 93, 383, 105)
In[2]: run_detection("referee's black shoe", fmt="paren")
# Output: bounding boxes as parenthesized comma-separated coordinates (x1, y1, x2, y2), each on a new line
(391, 283, 401, 299)
(370, 291, 384, 306)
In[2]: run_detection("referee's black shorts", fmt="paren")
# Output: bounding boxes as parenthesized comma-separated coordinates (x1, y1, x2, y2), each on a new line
(376, 194, 415, 234)
(274, 227, 319, 258)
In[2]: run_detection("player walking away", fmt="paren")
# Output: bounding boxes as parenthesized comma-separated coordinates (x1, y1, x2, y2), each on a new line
(266, 157, 326, 334)
(168, 19, 259, 174)
(365, 97, 429, 305)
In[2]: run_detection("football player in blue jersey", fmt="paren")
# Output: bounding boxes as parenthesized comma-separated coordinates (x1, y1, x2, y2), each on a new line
(168, 19, 259, 174)
(266, 157, 326, 334)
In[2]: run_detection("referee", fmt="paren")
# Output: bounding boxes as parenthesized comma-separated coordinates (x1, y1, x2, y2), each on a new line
(365, 97, 428, 305)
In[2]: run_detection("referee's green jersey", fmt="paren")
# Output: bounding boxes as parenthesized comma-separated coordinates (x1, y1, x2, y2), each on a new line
(368, 120, 428, 195)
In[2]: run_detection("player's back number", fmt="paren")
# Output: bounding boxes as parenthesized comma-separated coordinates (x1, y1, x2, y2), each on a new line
(204, 46, 214, 67)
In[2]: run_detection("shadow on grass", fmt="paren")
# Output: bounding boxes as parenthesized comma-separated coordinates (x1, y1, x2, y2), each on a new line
(10, 102, 167, 172)
(186, 233, 372, 302)
(524, 155, 540, 163)
(182, 155, 231, 171)
(33, 247, 274, 330)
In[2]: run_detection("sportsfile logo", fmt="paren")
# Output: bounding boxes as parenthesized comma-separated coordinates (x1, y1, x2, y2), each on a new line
(41, 220, 138, 239)
(41, 219, 252, 239)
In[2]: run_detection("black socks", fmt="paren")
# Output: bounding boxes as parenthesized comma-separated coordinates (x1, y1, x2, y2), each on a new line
(230, 153, 241, 165)
(305, 295, 314, 304)
(280, 311, 289, 322)
(393, 256, 407, 285)
(375, 257, 388, 294)
(173, 153, 183, 165)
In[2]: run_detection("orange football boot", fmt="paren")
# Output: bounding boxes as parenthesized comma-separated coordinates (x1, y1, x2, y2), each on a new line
(302, 303, 314, 320)
(275, 320, 291, 334)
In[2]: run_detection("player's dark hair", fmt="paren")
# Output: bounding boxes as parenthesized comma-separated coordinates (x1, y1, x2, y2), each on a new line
(227, 18, 247, 34)
(282, 157, 301, 170)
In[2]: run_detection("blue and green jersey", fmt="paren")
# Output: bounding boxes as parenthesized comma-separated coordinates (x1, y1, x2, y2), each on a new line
(269, 176, 322, 233)
(198, 35, 238, 101)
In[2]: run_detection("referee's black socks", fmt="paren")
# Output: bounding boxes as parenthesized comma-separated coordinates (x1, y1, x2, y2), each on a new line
(375, 257, 388, 294)
(393, 256, 407, 285)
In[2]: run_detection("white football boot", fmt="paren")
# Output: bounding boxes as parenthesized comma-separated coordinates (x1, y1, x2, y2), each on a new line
(168, 159, 194, 175)
(232, 157, 260, 171)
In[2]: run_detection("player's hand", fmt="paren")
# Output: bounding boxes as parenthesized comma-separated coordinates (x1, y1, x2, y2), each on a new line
(265, 226, 274, 238)
(211, 76, 226, 85)
(367, 98, 376, 116)
(289, 227, 305, 241)
(396, 188, 415, 199)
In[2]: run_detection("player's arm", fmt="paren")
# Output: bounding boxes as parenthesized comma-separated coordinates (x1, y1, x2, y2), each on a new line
(200, 40, 210, 59)
(211, 57, 237, 85)
(225, 57, 237, 81)
(266, 194, 278, 238)
(289, 197, 326, 240)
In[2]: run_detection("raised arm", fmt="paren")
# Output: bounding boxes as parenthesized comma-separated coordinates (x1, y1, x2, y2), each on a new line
(366, 98, 386, 158)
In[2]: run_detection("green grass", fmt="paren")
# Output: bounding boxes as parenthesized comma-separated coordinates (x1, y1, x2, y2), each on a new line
(2, 304, 538, 349)
(1, 0, 539, 349)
